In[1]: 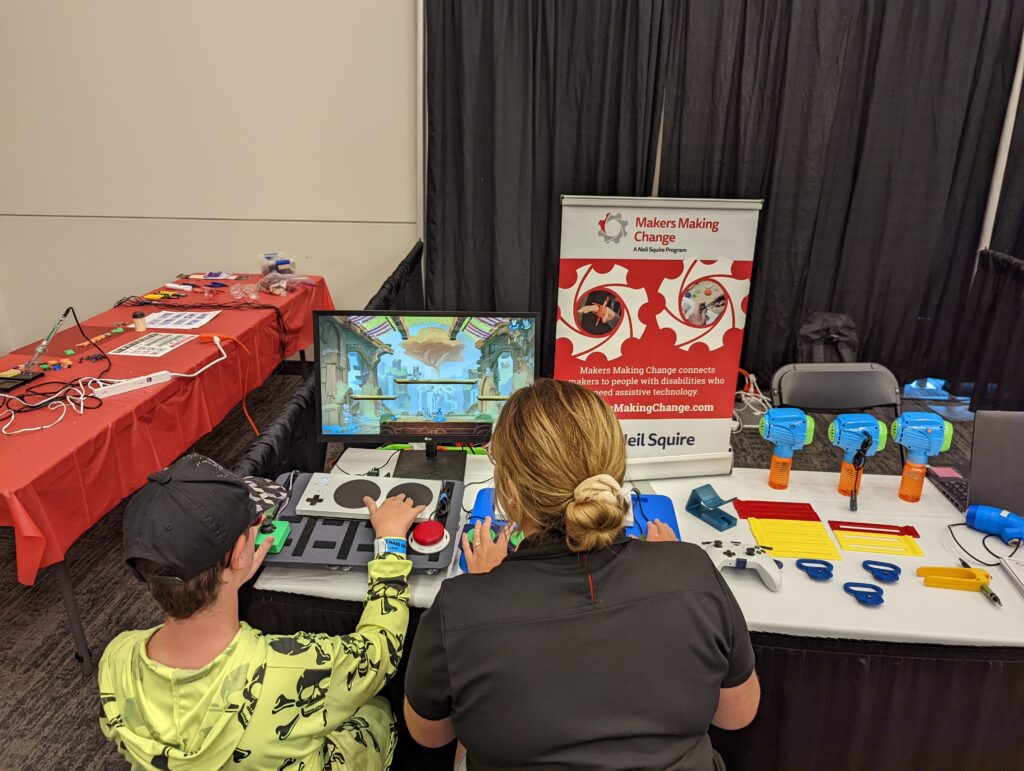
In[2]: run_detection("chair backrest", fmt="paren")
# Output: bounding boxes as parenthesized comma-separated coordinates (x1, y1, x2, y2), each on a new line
(771, 363, 901, 412)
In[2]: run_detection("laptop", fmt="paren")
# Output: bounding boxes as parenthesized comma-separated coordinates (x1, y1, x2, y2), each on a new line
(927, 410, 1024, 514)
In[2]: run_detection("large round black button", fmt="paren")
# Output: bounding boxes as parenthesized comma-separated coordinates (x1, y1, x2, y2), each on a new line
(384, 482, 434, 509)
(334, 479, 382, 509)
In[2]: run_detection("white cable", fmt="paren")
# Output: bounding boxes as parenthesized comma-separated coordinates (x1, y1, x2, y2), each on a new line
(1, 401, 69, 434)
(1, 338, 229, 434)
(90, 338, 226, 384)
(167, 337, 227, 378)
(0, 380, 88, 435)
(732, 372, 773, 432)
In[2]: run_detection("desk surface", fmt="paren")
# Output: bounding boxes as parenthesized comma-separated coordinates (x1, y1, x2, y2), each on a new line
(0, 277, 333, 584)
(256, 448, 1024, 647)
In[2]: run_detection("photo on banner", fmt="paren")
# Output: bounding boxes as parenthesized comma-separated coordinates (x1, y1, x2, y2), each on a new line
(555, 196, 762, 478)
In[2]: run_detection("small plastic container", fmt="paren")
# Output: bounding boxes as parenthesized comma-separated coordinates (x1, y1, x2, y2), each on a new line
(132, 312, 147, 333)
(231, 284, 259, 301)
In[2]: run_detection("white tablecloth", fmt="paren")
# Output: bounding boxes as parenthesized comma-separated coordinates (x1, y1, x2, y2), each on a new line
(255, 449, 1024, 646)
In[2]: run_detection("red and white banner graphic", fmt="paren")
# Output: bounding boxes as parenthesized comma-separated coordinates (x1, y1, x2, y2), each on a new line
(555, 196, 762, 471)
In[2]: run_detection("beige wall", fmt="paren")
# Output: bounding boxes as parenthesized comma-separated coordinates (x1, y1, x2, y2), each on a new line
(0, 0, 418, 351)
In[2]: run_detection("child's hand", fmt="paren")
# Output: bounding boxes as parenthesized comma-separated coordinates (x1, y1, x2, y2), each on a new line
(365, 493, 426, 539)
(462, 516, 512, 574)
(242, 536, 274, 583)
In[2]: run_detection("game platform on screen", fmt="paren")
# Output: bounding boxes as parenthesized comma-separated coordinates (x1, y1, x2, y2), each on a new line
(315, 313, 537, 441)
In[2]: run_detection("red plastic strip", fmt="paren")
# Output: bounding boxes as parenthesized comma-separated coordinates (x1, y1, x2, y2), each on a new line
(828, 520, 921, 538)
(733, 500, 820, 521)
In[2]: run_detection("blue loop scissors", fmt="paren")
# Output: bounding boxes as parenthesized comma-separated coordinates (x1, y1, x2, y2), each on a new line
(796, 559, 834, 580)
(844, 582, 884, 606)
(862, 560, 901, 583)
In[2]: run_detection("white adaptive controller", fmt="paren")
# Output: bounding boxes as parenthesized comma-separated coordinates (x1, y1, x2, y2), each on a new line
(702, 540, 783, 592)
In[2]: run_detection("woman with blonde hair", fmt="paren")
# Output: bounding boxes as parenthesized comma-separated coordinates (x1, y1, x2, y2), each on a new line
(404, 379, 759, 769)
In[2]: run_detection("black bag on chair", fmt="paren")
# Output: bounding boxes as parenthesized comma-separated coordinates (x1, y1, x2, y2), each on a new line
(797, 313, 859, 363)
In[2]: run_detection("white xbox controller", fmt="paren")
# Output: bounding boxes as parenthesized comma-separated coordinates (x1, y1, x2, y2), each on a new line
(702, 540, 783, 592)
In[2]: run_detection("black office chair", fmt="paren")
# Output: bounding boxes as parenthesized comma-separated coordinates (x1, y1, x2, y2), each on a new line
(770, 362, 903, 462)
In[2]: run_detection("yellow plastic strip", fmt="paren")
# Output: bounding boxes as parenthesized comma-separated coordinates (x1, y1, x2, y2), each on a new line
(833, 531, 924, 557)
(748, 518, 841, 560)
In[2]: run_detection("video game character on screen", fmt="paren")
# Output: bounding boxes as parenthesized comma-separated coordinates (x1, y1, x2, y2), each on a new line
(316, 313, 537, 440)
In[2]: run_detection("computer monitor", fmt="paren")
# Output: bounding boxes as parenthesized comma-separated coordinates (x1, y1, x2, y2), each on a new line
(969, 410, 1024, 516)
(314, 311, 538, 477)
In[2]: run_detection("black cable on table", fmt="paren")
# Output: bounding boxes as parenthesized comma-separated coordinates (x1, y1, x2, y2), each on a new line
(947, 522, 1021, 567)
(1, 306, 112, 416)
(333, 448, 404, 477)
(630, 490, 651, 532)
(983, 533, 1021, 561)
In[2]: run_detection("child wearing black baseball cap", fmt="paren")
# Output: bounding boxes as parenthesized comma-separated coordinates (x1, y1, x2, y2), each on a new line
(98, 454, 421, 770)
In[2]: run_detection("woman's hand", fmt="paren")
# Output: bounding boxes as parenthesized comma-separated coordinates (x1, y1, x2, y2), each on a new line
(645, 520, 679, 542)
(364, 493, 426, 539)
(462, 516, 512, 574)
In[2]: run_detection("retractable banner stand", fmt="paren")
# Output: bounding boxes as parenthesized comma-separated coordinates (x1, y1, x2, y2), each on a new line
(555, 196, 762, 480)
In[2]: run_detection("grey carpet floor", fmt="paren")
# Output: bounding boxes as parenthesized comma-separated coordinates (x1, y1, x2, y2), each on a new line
(0, 393, 971, 770)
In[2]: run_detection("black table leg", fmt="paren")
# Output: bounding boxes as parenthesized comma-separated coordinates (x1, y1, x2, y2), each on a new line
(53, 561, 96, 675)
(299, 349, 311, 377)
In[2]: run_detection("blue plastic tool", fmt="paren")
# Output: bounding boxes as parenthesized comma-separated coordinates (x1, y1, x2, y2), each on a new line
(844, 582, 884, 606)
(967, 504, 1024, 545)
(796, 559, 834, 580)
(626, 491, 682, 540)
(862, 560, 901, 583)
(685, 484, 737, 531)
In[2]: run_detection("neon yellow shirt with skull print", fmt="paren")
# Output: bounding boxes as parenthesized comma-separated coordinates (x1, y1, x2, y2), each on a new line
(98, 555, 411, 770)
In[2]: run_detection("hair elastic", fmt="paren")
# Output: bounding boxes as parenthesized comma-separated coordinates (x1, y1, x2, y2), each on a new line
(573, 474, 624, 505)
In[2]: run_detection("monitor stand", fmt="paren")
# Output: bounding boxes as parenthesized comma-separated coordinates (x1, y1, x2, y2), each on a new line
(394, 439, 468, 481)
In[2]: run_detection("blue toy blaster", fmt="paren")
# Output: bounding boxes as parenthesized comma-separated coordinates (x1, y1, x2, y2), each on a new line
(890, 412, 953, 503)
(829, 414, 886, 508)
(759, 407, 814, 490)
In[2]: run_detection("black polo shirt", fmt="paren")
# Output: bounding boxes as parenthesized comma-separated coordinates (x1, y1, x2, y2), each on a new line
(405, 534, 755, 770)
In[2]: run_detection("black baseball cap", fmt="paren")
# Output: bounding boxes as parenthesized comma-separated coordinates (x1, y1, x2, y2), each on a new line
(124, 454, 258, 584)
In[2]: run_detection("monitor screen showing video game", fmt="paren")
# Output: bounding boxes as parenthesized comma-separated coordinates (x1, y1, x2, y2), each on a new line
(314, 312, 538, 442)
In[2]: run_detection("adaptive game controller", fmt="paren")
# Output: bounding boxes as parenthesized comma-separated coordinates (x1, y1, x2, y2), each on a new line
(458, 517, 525, 573)
(265, 473, 465, 573)
(296, 474, 436, 522)
(256, 517, 291, 554)
(702, 540, 784, 592)
(456, 489, 528, 573)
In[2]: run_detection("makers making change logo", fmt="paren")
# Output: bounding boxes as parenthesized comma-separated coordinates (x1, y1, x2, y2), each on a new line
(597, 212, 627, 244)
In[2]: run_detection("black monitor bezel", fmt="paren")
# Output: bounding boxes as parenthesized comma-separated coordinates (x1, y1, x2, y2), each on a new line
(312, 310, 540, 444)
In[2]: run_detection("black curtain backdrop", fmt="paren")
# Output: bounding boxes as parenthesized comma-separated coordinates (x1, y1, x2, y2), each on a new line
(992, 88, 1024, 258)
(425, 0, 668, 373)
(947, 249, 1024, 410)
(656, 0, 1024, 383)
(365, 241, 425, 312)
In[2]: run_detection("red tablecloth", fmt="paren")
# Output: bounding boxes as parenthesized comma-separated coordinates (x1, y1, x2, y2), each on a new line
(0, 277, 334, 584)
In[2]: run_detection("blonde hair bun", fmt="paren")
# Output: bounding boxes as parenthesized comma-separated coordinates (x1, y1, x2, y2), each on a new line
(565, 474, 628, 552)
